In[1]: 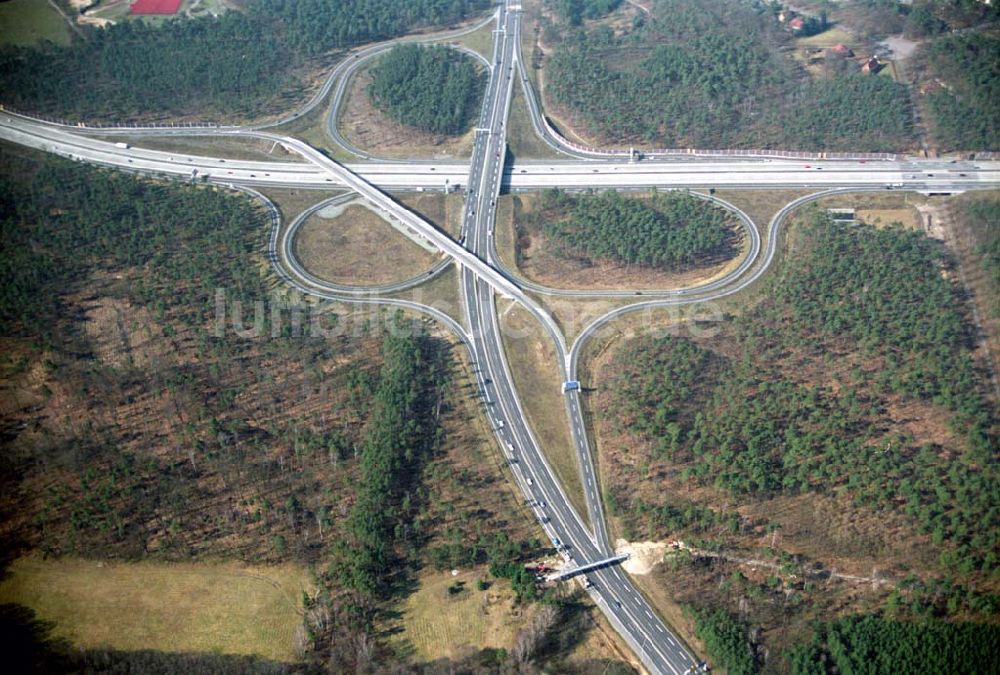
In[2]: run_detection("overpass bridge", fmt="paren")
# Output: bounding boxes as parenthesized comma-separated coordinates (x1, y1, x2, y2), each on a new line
(546, 553, 630, 582)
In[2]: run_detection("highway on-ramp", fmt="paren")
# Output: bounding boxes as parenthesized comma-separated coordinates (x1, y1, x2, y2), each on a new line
(3, 3, 1000, 672)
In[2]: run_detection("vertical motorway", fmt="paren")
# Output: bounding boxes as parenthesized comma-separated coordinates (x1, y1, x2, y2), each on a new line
(458, 3, 699, 674)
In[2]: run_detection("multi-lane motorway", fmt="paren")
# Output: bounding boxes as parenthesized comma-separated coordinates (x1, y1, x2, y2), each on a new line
(3, 114, 998, 193)
(2, 2, 1000, 672)
(455, 6, 697, 672)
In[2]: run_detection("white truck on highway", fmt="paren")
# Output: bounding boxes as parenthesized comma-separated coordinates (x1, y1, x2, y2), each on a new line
(114, 142, 130, 149)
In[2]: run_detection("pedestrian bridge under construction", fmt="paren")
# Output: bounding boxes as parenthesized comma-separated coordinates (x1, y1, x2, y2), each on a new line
(546, 553, 629, 582)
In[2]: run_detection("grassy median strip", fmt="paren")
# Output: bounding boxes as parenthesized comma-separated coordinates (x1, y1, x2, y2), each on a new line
(114, 134, 300, 163)
(440, 14, 496, 60)
(398, 191, 466, 238)
(507, 86, 563, 160)
(498, 301, 589, 525)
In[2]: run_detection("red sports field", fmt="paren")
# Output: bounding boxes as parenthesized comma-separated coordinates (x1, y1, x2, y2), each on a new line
(130, 0, 183, 14)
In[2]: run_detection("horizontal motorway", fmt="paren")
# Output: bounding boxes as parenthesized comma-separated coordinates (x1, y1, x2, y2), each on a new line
(4, 4, 1000, 670)
(3, 114, 999, 193)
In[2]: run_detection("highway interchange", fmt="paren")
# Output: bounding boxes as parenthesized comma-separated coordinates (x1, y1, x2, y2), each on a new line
(2, 2, 1000, 672)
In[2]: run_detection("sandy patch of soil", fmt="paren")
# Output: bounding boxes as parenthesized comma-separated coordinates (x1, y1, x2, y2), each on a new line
(616, 539, 668, 575)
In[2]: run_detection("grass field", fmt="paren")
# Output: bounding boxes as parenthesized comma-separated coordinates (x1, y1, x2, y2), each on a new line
(855, 208, 922, 230)
(440, 16, 495, 60)
(389, 263, 465, 326)
(0, 555, 311, 662)
(812, 191, 926, 230)
(261, 187, 347, 225)
(398, 191, 465, 238)
(0, 0, 73, 47)
(394, 568, 531, 661)
(273, 96, 358, 163)
(795, 26, 857, 50)
(394, 568, 635, 668)
(294, 200, 440, 286)
(115, 134, 300, 163)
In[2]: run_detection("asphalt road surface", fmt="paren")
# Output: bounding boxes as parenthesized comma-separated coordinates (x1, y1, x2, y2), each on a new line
(3, 2, 1000, 671)
(456, 4, 698, 673)
(3, 114, 998, 194)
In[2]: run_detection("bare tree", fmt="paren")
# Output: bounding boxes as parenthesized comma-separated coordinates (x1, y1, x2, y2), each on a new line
(511, 603, 559, 666)
(293, 624, 311, 659)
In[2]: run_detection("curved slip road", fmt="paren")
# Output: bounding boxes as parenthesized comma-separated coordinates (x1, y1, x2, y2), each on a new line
(4, 5, 1000, 669)
(281, 192, 452, 295)
(486, 190, 761, 298)
(324, 42, 491, 161)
